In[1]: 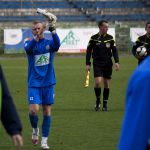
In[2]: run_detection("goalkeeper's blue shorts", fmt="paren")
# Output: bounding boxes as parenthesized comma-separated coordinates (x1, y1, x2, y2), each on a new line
(28, 85, 54, 105)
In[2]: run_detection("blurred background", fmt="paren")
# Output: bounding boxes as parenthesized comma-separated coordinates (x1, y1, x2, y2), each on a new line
(0, 0, 150, 54)
(1, 1, 149, 149)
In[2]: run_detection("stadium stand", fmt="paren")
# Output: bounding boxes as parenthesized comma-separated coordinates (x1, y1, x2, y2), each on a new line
(0, 0, 149, 52)
(69, 0, 150, 21)
(0, 0, 149, 23)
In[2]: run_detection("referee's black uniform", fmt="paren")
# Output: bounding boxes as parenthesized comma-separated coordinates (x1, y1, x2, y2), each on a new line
(86, 31, 119, 111)
(86, 33, 119, 79)
(132, 34, 150, 64)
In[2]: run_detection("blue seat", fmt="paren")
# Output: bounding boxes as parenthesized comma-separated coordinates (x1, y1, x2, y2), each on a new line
(0, 0, 149, 22)
(93, 14, 150, 22)
(0, 1, 72, 9)
(0, 15, 88, 22)
(72, 1, 146, 9)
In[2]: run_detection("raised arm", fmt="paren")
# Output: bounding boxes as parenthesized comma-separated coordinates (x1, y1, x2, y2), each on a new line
(50, 32, 60, 52)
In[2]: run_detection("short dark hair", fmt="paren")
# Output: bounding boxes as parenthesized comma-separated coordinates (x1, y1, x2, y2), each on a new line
(146, 22, 150, 27)
(32, 20, 41, 25)
(98, 20, 108, 27)
(32, 20, 46, 29)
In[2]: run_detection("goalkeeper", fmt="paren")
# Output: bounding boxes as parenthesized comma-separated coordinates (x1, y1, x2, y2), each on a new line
(24, 9, 60, 150)
(132, 22, 150, 64)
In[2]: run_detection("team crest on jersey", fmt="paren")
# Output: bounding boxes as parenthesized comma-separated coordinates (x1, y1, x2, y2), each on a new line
(106, 42, 110, 48)
(35, 53, 50, 66)
(24, 37, 32, 43)
(46, 45, 50, 50)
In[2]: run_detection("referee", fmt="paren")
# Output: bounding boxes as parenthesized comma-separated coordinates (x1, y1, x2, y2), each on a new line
(132, 22, 150, 64)
(86, 20, 119, 111)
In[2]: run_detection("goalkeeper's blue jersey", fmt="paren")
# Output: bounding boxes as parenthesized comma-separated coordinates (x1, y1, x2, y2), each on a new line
(118, 56, 150, 150)
(24, 33, 60, 87)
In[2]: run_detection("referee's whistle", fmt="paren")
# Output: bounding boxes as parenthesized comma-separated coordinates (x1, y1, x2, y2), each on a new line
(84, 70, 90, 88)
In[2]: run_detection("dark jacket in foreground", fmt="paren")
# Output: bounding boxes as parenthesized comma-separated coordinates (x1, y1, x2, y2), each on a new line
(0, 65, 22, 136)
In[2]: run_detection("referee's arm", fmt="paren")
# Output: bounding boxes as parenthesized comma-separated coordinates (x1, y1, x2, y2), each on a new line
(86, 39, 93, 66)
(111, 40, 119, 63)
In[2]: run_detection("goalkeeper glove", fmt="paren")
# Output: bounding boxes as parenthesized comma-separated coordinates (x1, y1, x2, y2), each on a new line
(37, 8, 57, 32)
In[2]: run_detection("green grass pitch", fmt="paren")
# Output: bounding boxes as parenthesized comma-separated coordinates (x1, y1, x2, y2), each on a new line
(0, 55, 136, 150)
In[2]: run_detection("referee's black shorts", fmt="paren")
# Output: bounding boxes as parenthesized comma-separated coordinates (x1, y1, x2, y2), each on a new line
(93, 65, 112, 79)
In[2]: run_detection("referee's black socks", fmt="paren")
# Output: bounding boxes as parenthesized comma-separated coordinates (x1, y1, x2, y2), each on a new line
(94, 87, 101, 105)
(103, 88, 109, 107)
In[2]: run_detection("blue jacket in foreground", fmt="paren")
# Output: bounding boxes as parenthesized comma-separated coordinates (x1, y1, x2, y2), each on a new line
(118, 56, 150, 150)
(24, 33, 60, 87)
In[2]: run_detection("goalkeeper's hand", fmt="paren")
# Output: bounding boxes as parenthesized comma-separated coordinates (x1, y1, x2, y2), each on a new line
(37, 8, 57, 32)
(48, 22, 56, 32)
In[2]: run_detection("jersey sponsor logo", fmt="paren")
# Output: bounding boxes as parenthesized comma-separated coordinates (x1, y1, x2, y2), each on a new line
(35, 53, 50, 66)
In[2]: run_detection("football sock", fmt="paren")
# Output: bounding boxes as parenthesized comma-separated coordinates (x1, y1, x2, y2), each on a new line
(94, 87, 101, 105)
(29, 113, 38, 128)
(42, 115, 51, 137)
(41, 137, 48, 144)
(103, 88, 109, 107)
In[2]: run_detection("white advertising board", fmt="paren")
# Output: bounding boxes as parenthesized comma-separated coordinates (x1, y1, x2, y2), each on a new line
(4, 28, 115, 53)
(130, 28, 146, 43)
(57, 28, 115, 53)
